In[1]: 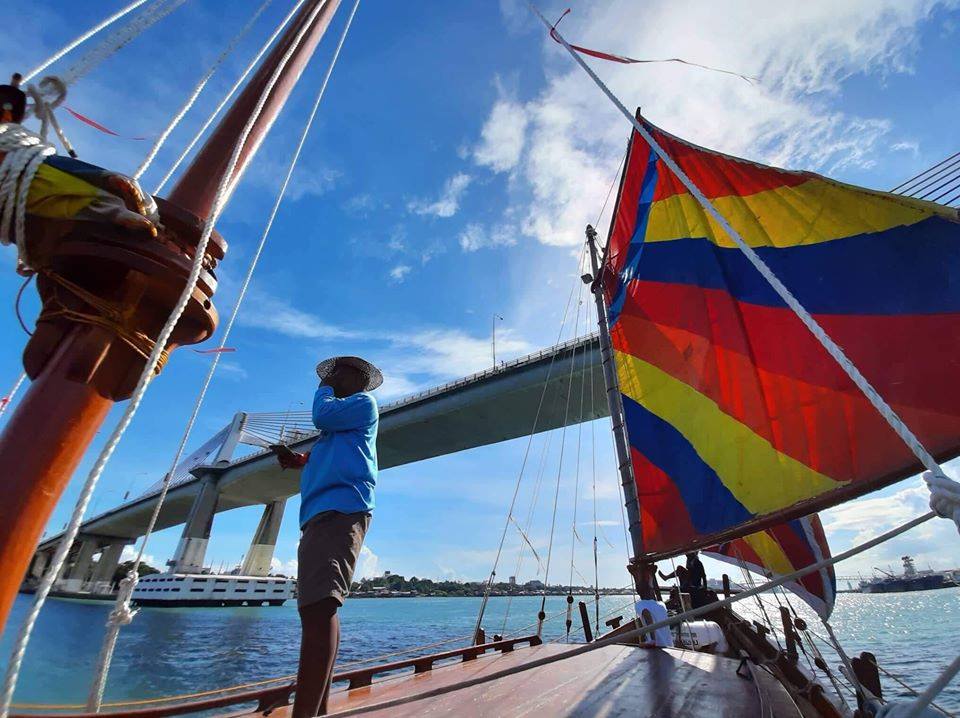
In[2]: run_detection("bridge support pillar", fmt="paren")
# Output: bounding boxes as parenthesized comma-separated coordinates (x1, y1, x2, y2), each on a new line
(169, 475, 219, 573)
(241, 499, 286, 576)
(60, 538, 98, 592)
(30, 550, 50, 579)
(90, 542, 127, 593)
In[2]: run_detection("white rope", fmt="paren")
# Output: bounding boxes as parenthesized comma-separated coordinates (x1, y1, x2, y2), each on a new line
(23, 0, 152, 82)
(533, 1, 958, 530)
(0, 372, 26, 422)
(329, 511, 938, 718)
(0, 123, 56, 270)
(923, 470, 960, 534)
(0, 1, 334, 714)
(899, 654, 960, 718)
(471, 245, 584, 643)
(85, 0, 352, 709)
(132, 0, 274, 180)
(60, 0, 190, 87)
(152, 0, 310, 194)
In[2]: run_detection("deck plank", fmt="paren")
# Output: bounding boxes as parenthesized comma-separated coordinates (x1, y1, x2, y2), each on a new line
(262, 644, 765, 717)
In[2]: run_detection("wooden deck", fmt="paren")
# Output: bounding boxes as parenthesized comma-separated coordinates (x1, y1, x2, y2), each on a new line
(257, 643, 793, 717)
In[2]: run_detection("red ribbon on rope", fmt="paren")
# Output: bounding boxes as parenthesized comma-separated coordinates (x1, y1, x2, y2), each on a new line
(549, 9, 758, 85)
(193, 347, 237, 354)
(63, 106, 147, 140)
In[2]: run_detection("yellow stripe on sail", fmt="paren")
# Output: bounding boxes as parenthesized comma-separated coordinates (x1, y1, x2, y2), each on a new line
(26, 164, 100, 220)
(614, 349, 843, 515)
(741, 530, 794, 576)
(645, 177, 940, 248)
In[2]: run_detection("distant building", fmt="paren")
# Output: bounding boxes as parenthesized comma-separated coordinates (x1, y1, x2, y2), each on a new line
(508, 576, 516, 586)
(524, 579, 545, 590)
(384, 571, 391, 577)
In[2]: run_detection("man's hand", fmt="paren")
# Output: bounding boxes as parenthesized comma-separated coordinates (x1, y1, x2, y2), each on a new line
(272, 444, 309, 470)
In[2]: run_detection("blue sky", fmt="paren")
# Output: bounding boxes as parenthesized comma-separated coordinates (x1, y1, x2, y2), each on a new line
(2, 0, 959, 589)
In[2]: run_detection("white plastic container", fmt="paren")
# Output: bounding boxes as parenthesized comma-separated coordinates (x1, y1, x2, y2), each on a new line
(676, 620, 728, 653)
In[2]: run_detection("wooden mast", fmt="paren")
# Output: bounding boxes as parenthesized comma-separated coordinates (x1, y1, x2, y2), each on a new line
(585, 225, 652, 598)
(0, 0, 341, 631)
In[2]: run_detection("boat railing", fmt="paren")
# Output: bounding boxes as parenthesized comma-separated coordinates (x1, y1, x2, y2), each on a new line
(7, 634, 544, 718)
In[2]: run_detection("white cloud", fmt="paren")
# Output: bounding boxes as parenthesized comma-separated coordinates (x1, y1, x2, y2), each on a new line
(474, 95, 529, 173)
(214, 360, 248, 381)
(120, 545, 158, 569)
(407, 172, 473, 218)
(270, 557, 298, 576)
(481, 0, 947, 247)
(238, 289, 358, 340)
(355, 545, 379, 580)
(389, 264, 412, 282)
(458, 223, 518, 252)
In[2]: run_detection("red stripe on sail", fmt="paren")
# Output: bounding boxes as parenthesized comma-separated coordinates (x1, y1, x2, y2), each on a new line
(632, 447, 696, 554)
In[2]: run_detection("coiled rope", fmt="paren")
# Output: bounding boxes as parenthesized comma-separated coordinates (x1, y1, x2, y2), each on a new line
(0, 2, 338, 715)
(0, 124, 56, 270)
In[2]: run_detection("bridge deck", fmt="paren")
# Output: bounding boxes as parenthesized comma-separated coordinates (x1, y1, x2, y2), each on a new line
(40, 335, 604, 550)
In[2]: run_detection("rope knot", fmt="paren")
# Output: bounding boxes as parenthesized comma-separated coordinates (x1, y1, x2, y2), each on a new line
(109, 571, 140, 627)
(922, 470, 960, 534)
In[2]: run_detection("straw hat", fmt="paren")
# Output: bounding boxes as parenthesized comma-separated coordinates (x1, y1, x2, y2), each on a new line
(315, 356, 383, 392)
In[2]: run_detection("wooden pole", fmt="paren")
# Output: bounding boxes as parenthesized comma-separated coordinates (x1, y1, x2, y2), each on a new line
(0, 0, 341, 633)
(585, 225, 648, 595)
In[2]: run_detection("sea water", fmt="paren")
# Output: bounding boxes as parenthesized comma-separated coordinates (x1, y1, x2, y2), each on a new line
(2, 589, 958, 711)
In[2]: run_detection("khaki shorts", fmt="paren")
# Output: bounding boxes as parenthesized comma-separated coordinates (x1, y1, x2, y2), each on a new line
(297, 510, 371, 609)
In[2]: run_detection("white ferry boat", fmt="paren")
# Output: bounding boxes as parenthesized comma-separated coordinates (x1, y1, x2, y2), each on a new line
(132, 573, 295, 607)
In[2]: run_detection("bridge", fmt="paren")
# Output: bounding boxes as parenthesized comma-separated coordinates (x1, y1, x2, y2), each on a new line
(31, 334, 607, 592)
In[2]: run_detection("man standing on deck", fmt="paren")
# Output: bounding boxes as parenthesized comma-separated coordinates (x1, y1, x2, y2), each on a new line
(272, 356, 382, 718)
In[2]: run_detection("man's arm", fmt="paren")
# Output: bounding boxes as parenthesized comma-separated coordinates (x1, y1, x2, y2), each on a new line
(312, 386, 377, 431)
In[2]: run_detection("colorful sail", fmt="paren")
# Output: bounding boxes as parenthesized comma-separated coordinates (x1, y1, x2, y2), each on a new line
(604, 111, 960, 557)
(705, 514, 836, 619)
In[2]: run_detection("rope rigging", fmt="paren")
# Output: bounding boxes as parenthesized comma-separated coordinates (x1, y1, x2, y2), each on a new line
(0, 1, 346, 714)
(86, 0, 361, 709)
(132, 0, 275, 181)
(471, 243, 586, 643)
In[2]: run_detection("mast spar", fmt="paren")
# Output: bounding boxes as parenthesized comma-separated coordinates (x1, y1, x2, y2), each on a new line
(0, 0, 341, 631)
(585, 225, 651, 598)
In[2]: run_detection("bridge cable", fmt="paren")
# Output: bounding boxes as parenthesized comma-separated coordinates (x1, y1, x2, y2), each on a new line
(132, 0, 275, 181)
(0, 2, 341, 715)
(470, 242, 586, 643)
(84, 0, 360, 709)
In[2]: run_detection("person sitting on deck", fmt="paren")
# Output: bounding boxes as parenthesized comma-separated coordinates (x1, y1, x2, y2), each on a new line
(272, 355, 382, 718)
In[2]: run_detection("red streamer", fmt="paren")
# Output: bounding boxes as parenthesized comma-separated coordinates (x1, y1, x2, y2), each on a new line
(193, 347, 237, 354)
(549, 9, 757, 85)
(63, 106, 147, 140)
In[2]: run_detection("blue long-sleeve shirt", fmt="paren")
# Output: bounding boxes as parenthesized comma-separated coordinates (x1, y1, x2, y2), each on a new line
(298, 385, 378, 527)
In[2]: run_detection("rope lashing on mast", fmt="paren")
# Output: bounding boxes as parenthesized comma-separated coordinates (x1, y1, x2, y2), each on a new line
(328, 511, 939, 718)
(0, 0, 339, 713)
(153, 0, 311, 194)
(85, 0, 357, 709)
(532, 3, 960, 533)
(132, 0, 275, 180)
